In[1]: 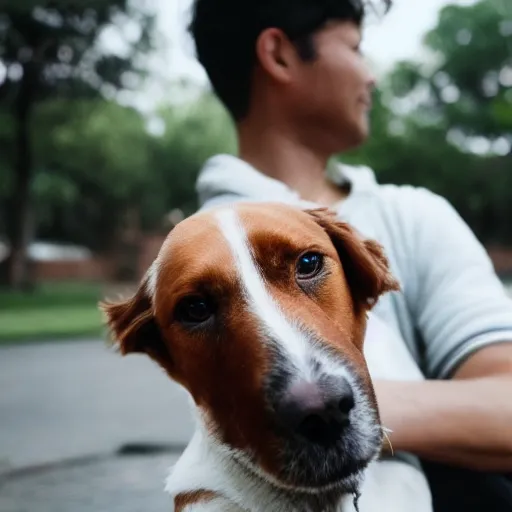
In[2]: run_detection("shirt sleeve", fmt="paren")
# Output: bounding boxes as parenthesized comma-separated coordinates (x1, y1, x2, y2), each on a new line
(408, 188, 512, 379)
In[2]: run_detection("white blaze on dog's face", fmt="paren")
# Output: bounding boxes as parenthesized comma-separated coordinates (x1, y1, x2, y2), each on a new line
(101, 203, 399, 493)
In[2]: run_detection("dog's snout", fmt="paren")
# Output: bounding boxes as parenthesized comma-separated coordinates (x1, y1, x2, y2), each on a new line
(276, 377, 355, 445)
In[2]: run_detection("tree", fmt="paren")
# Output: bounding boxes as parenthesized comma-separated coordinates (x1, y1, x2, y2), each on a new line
(145, 92, 236, 226)
(0, 0, 155, 289)
(344, 0, 512, 245)
(423, 0, 512, 140)
(0, 89, 235, 257)
(32, 97, 153, 251)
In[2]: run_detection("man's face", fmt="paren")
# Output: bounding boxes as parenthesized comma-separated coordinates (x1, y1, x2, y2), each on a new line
(289, 21, 375, 152)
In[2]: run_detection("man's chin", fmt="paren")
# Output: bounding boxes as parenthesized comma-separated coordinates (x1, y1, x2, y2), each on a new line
(342, 120, 370, 151)
(357, 119, 370, 141)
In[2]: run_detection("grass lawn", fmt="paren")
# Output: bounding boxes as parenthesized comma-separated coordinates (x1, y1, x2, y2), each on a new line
(0, 282, 107, 345)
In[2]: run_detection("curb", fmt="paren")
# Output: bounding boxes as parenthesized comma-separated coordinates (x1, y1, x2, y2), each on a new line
(0, 442, 186, 482)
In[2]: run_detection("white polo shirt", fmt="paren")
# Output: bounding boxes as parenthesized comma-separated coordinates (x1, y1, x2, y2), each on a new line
(196, 154, 512, 380)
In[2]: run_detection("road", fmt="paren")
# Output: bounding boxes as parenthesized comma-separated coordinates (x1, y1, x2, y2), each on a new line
(0, 339, 193, 473)
(0, 452, 180, 512)
(0, 339, 193, 511)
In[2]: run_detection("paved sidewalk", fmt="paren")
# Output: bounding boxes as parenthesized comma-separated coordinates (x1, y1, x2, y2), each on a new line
(0, 452, 179, 512)
(0, 339, 193, 473)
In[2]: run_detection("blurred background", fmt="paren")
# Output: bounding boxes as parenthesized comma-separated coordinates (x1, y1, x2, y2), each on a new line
(0, 0, 511, 510)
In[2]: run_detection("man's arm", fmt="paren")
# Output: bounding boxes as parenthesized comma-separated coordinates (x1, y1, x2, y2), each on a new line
(375, 188, 512, 471)
(376, 343, 512, 471)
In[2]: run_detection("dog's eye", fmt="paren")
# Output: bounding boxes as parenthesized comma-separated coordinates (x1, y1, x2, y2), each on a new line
(177, 296, 214, 325)
(296, 252, 323, 279)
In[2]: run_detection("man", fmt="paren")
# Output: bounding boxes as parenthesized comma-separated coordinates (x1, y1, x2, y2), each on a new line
(188, 0, 512, 508)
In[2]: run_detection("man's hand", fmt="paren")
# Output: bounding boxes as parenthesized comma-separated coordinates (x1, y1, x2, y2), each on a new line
(375, 343, 512, 471)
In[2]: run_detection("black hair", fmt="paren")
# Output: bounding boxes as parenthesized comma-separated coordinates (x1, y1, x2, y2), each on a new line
(189, 0, 391, 121)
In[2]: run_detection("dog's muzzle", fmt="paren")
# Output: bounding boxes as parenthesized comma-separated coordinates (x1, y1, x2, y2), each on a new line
(275, 375, 356, 446)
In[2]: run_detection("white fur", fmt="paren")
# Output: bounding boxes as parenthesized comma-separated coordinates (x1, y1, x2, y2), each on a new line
(342, 460, 433, 512)
(167, 419, 346, 511)
(364, 313, 424, 382)
(166, 421, 432, 511)
(215, 208, 311, 378)
(182, 500, 242, 512)
(145, 259, 160, 298)
(163, 207, 433, 511)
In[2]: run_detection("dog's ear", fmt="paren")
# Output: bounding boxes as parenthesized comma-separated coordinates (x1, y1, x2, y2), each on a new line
(99, 274, 172, 369)
(306, 208, 400, 309)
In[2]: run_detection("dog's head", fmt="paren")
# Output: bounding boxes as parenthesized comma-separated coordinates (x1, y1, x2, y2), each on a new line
(101, 203, 399, 494)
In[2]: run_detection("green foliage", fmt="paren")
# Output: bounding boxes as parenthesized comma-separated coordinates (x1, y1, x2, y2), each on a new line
(143, 93, 236, 227)
(424, 0, 511, 137)
(0, 0, 157, 287)
(1, 0, 510, 262)
(31, 98, 152, 249)
(0, 0, 155, 101)
(0, 91, 236, 249)
(345, 0, 512, 244)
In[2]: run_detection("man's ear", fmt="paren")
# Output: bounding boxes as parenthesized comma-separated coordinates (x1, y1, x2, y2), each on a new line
(305, 208, 400, 309)
(99, 277, 172, 369)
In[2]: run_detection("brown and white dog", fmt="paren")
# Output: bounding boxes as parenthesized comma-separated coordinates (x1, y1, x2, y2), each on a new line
(101, 202, 432, 512)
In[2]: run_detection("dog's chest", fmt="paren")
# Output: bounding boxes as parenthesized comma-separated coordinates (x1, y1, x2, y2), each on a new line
(363, 313, 424, 381)
(200, 496, 348, 512)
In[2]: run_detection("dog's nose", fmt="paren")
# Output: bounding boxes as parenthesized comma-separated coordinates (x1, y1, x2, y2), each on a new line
(277, 378, 355, 444)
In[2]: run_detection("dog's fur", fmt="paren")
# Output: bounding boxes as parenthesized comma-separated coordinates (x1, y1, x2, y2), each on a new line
(101, 202, 432, 511)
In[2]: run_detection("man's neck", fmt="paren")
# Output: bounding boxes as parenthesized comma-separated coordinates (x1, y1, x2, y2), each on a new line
(238, 121, 347, 206)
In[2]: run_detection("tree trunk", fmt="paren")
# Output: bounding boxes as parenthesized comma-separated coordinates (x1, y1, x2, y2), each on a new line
(5, 62, 37, 290)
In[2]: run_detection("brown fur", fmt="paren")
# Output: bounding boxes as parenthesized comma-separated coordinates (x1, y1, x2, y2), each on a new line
(174, 490, 219, 511)
(100, 203, 399, 486)
(304, 207, 400, 309)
